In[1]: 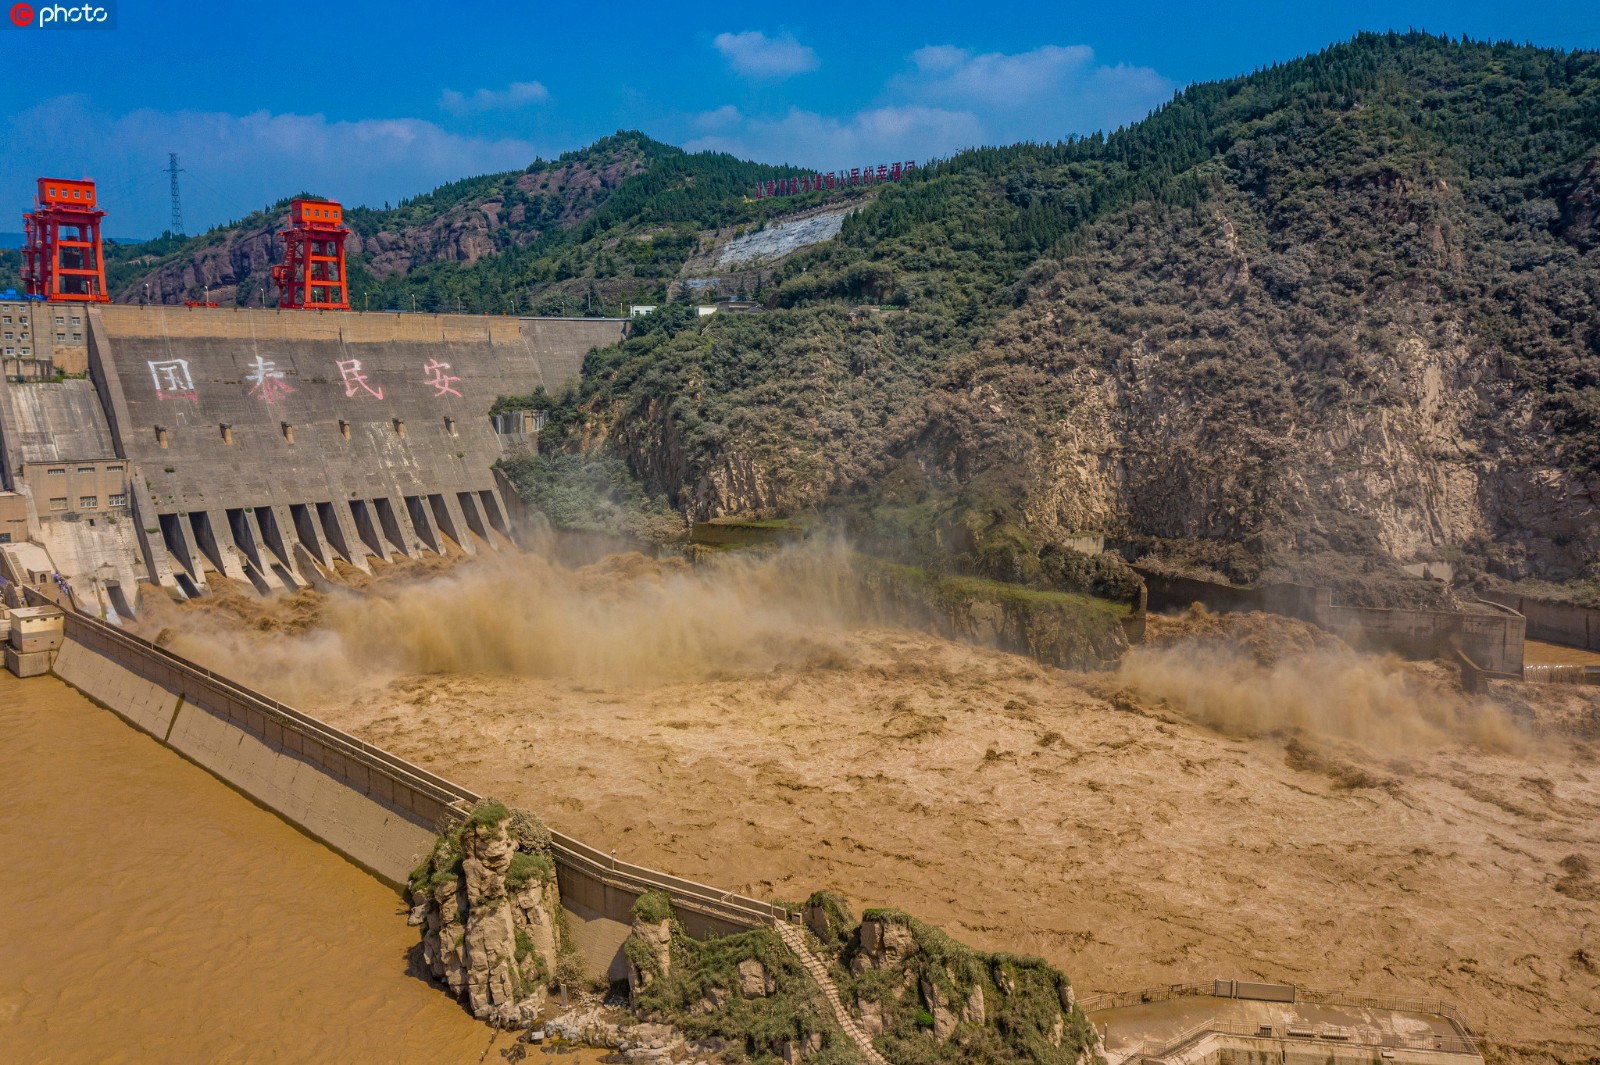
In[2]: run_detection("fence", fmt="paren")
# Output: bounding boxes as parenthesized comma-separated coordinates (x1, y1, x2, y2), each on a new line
(1114, 1016, 1479, 1062)
(1078, 983, 1211, 1013)
(44, 597, 789, 973)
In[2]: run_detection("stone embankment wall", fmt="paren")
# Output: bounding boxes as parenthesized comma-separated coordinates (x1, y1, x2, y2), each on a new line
(864, 562, 1137, 671)
(48, 607, 782, 977)
(1479, 590, 1600, 652)
(1137, 568, 1526, 674)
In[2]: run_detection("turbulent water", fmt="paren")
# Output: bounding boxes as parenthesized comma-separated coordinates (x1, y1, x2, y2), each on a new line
(0, 672, 503, 1064)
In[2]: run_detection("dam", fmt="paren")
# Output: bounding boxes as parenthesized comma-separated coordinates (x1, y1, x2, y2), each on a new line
(0, 299, 1515, 1062)
(0, 301, 628, 613)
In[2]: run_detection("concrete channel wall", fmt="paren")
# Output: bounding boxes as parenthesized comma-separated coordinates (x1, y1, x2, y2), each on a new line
(50, 609, 782, 977)
(1137, 568, 1526, 674)
(1480, 590, 1600, 652)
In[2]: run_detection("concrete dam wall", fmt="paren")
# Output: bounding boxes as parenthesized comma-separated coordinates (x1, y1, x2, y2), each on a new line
(49, 606, 783, 979)
(0, 304, 626, 608)
(90, 306, 626, 598)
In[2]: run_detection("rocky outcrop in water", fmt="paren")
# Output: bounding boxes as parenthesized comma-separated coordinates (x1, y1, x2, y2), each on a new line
(411, 803, 563, 1027)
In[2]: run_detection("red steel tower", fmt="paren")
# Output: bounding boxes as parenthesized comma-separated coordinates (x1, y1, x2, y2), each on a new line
(272, 198, 350, 310)
(22, 177, 110, 302)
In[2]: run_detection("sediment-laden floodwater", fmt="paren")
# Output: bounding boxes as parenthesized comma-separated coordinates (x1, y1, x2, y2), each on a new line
(0, 672, 500, 1064)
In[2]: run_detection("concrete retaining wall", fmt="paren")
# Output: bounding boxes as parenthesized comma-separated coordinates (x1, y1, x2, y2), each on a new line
(1323, 601, 1525, 675)
(49, 607, 782, 977)
(1137, 568, 1525, 674)
(1480, 591, 1600, 652)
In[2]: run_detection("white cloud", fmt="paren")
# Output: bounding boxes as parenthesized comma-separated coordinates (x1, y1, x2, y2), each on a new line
(677, 41, 1173, 172)
(0, 95, 542, 235)
(438, 80, 549, 115)
(684, 105, 982, 169)
(899, 44, 1095, 105)
(894, 43, 1174, 141)
(712, 31, 820, 79)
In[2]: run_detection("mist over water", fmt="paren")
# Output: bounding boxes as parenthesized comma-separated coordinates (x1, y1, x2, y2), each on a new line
(144, 540, 1525, 752)
(1117, 641, 1524, 751)
(149, 543, 870, 700)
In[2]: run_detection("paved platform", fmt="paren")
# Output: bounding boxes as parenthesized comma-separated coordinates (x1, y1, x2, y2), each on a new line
(1090, 989, 1476, 1064)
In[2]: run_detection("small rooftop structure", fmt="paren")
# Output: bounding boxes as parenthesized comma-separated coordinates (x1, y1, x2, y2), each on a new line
(272, 199, 350, 310)
(23, 177, 110, 303)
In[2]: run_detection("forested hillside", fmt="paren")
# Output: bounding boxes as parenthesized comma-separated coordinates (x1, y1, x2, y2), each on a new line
(104, 133, 839, 313)
(86, 32, 1600, 596)
(536, 33, 1600, 597)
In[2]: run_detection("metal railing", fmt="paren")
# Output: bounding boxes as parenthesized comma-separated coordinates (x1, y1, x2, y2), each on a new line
(1078, 983, 1211, 1013)
(1297, 985, 1470, 1031)
(549, 830, 783, 930)
(61, 606, 475, 809)
(51, 599, 786, 933)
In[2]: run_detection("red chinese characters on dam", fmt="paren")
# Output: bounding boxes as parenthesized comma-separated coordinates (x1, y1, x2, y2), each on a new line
(245, 356, 294, 404)
(337, 358, 383, 400)
(147, 358, 197, 402)
(422, 359, 460, 398)
(142, 354, 468, 404)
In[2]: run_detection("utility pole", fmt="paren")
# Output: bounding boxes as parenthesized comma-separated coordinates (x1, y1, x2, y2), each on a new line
(167, 153, 185, 237)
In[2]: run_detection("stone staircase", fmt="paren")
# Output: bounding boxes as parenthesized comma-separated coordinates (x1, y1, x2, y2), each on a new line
(774, 921, 891, 1065)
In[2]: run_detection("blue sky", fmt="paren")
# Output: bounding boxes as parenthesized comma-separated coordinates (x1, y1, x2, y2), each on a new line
(2, 0, 1597, 237)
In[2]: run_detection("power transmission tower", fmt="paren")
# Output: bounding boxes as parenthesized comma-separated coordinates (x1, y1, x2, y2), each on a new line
(167, 153, 185, 236)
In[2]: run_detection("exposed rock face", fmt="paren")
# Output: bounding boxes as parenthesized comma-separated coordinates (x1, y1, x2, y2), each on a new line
(117, 218, 283, 307)
(691, 451, 787, 520)
(413, 804, 563, 1028)
(778, 1032, 824, 1063)
(851, 914, 918, 974)
(716, 210, 849, 268)
(737, 957, 772, 997)
(626, 915, 672, 998)
(833, 908, 1103, 1061)
(918, 973, 960, 1042)
(881, 171, 1600, 585)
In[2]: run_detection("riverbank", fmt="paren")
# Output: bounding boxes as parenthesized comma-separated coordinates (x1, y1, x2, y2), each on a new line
(0, 672, 499, 1064)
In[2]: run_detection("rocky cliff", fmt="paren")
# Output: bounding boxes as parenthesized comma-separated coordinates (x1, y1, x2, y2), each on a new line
(409, 802, 566, 1028)
(539, 36, 1600, 597)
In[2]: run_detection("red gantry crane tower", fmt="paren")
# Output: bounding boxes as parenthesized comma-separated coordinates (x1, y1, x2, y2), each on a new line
(22, 177, 110, 302)
(272, 198, 350, 310)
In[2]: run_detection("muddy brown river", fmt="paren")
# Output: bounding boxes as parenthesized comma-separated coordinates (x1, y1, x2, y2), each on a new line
(0, 671, 507, 1064)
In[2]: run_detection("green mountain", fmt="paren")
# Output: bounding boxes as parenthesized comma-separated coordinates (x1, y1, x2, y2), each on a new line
(57, 33, 1600, 597)
(104, 132, 858, 313)
(535, 32, 1600, 600)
